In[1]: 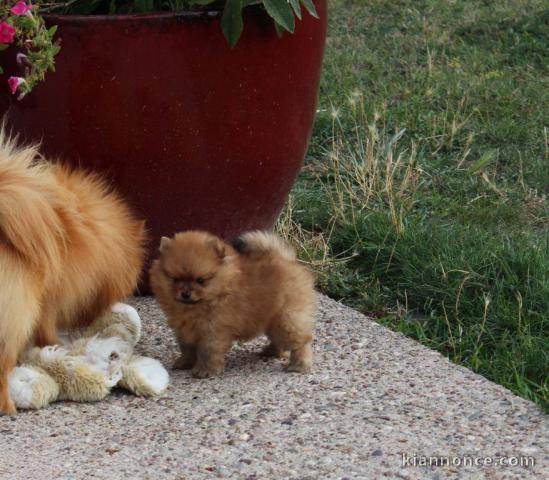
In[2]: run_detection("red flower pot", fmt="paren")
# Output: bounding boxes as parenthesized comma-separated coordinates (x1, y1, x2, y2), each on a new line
(0, 2, 327, 287)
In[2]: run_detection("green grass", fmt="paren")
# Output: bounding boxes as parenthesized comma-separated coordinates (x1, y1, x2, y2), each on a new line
(279, 0, 548, 410)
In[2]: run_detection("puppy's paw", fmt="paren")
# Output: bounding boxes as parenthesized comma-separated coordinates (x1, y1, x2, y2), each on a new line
(285, 361, 312, 374)
(259, 343, 289, 359)
(191, 365, 223, 379)
(191, 367, 210, 379)
(173, 355, 195, 370)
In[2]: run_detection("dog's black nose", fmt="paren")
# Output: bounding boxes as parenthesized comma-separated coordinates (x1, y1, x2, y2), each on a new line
(178, 292, 199, 305)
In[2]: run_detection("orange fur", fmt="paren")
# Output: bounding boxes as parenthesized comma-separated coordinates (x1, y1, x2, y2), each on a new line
(150, 230, 316, 378)
(0, 130, 145, 415)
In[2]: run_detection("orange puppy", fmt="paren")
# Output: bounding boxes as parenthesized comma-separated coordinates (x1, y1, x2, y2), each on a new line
(0, 129, 145, 415)
(150, 230, 316, 378)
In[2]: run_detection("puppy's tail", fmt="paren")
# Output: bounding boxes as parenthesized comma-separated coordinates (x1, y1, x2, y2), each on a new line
(0, 127, 63, 272)
(231, 231, 296, 261)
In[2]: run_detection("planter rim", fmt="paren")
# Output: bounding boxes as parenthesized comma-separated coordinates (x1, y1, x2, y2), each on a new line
(43, 10, 223, 23)
(42, 1, 270, 23)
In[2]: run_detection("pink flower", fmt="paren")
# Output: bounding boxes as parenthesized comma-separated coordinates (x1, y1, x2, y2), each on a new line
(8, 76, 25, 94)
(0, 22, 16, 44)
(10, 1, 32, 16)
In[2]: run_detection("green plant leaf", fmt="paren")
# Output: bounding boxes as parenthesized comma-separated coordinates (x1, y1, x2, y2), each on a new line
(0, 45, 8, 52)
(221, 0, 244, 48)
(301, 0, 319, 18)
(47, 25, 58, 38)
(263, 0, 295, 33)
(290, 0, 302, 20)
(274, 21, 285, 38)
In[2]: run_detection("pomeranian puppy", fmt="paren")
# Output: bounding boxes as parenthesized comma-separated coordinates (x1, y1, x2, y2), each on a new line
(0, 129, 145, 415)
(150, 230, 315, 378)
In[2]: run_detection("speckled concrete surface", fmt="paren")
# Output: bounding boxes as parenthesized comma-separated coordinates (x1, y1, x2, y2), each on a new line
(1, 295, 547, 479)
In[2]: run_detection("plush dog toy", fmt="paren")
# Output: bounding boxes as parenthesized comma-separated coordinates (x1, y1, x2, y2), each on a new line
(8, 304, 169, 410)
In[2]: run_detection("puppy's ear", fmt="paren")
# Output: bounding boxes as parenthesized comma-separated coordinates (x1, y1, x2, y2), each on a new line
(208, 238, 226, 260)
(159, 236, 172, 253)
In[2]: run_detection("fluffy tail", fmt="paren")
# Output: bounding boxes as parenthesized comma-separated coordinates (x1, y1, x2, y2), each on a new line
(231, 231, 296, 261)
(0, 128, 63, 272)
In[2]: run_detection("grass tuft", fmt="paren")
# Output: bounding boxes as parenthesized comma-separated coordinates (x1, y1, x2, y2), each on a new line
(279, 0, 549, 409)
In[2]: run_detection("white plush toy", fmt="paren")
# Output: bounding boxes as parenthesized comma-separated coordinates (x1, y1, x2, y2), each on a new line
(9, 303, 169, 410)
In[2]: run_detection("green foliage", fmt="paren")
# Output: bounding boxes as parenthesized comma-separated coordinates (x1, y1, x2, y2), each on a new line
(0, 1, 59, 97)
(280, 0, 548, 410)
(42, 0, 320, 46)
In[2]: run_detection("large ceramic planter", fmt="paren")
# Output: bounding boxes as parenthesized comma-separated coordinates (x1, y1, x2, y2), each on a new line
(0, 2, 326, 280)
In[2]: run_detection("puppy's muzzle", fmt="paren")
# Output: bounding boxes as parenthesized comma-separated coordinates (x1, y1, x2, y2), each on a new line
(177, 292, 200, 305)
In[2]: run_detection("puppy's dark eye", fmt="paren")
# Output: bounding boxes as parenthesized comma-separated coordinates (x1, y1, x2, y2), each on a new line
(196, 277, 205, 285)
(109, 352, 119, 361)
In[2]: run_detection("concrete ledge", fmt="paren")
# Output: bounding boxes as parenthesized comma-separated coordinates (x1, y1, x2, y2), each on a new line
(1, 295, 546, 479)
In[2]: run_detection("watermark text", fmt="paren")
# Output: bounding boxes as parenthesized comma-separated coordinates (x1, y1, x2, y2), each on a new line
(401, 453, 535, 468)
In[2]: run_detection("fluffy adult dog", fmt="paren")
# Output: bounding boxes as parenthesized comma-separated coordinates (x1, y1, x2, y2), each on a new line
(0, 130, 145, 415)
(150, 230, 315, 378)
